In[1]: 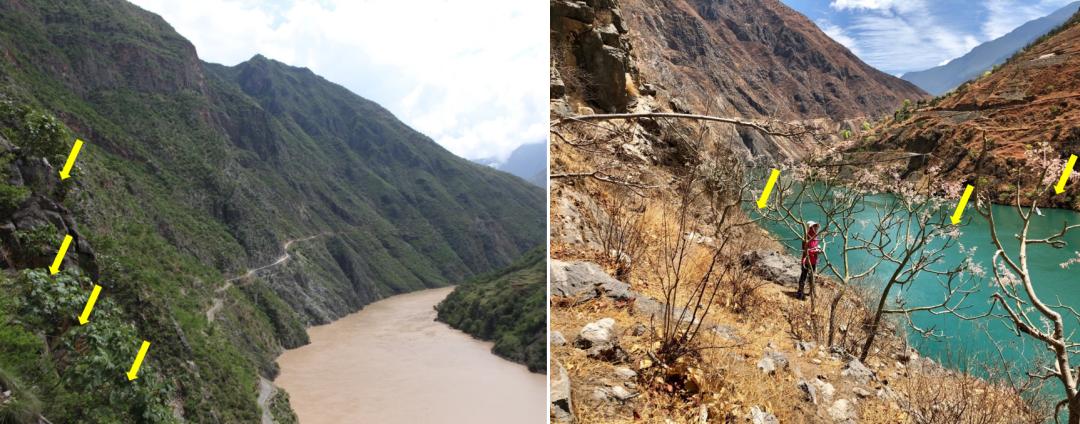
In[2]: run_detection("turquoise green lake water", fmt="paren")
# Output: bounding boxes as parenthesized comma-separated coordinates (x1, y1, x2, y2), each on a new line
(759, 191, 1080, 379)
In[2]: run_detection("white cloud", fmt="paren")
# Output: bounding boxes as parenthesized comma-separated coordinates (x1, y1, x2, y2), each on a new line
(982, 0, 1077, 39)
(822, 0, 981, 74)
(829, 0, 922, 13)
(816, 20, 861, 55)
(129, 0, 547, 162)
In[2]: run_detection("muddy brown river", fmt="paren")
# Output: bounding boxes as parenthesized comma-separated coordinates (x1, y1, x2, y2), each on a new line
(275, 287, 546, 423)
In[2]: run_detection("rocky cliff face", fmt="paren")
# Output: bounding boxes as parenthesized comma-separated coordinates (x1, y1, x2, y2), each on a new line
(621, 0, 926, 121)
(875, 11, 1080, 209)
(0, 0, 544, 421)
(551, 0, 926, 163)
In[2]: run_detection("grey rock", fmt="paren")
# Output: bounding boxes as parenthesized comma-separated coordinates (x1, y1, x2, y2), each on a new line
(796, 341, 816, 352)
(710, 324, 742, 343)
(552, 331, 567, 347)
(574, 30, 630, 113)
(797, 380, 818, 403)
(609, 385, 636, 401)
(597, 24, 620, 46)
(576, 318, 616, 348)
(630, 323, 647, 336)
(551, 68, 566, 99)
(551, 362, 574, 423)
(757, 349, 789, 374)
(591, 385, 637, 404)
(741, 250, 802, 286)
(828, 399, 857, 423)
(551, 260, 635, 301)
(813, 378, 836, 402)
(852, 387, 872, 399)
(551, 0, 595, 23)
(749, 406, 779, 424)
(841, 359, 874, 384)
(575, 318, 627, 362)
(633, 295, 695, 324)
(613, 366, 637, 379)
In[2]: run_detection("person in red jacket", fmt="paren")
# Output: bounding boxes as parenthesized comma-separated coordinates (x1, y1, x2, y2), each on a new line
(796, 221, 821, 300)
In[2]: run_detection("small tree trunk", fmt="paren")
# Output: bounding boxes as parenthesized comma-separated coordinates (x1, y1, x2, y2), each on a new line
(1068, 399, 1080, 424)
(861, 280, 895, 361)
(827, 289, 843, 348)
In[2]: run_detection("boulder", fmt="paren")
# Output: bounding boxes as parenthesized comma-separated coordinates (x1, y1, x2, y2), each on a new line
(576, 318, 616, 348)
(749, 406, 780, 424)
(575, 318, 626, 362)
(551, 260, 635, 301)
(757, 349, 789, 374)
(841, 359, 874, 384)
(813, 378, 836, 402)
(828, 399, 857, 423)
(797, 380, 818, 403)
(741, 250, 802, 286)
(552, 331, 567, 347)
(613, 366, 637, 379)
(591, 385, 637, 403)
(852, 387, 871, 399)
(551, 0, 595, 23)
(551, 361, 574, 423)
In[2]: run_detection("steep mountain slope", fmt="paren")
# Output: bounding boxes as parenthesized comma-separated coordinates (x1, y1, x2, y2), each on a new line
(436, 246, 546, 372)
(551, 0, 925, 164)
(903, 1, 1080, 95)
(0, 0, 543, 421)
(622, 0, 926, 121)
(874, 10, 1080, 209)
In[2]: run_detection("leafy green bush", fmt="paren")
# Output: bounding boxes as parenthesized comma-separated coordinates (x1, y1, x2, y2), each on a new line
(0, 101, 69, 161)
(2, 270, 176, 423)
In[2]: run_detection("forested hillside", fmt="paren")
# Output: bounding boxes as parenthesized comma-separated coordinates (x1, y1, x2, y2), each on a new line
(0, 0, 543, 421)
(436, 246, 546, 373)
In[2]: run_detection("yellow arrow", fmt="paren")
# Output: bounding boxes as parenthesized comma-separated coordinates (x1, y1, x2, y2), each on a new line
(59, 139, 83, 180)
(126, 340, 151, 381)
(1055, 154, 1077, 194)
(78, 285, 102, 325)
(757, 169, 781, 209)
(49, 234, 73, 275)
(950, 184, 975, 225)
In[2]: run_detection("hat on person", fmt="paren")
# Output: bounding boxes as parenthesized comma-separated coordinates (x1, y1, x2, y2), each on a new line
(806, 220, 819, 229)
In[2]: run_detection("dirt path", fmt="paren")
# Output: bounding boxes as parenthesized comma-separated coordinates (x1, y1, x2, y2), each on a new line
(205, 234, 324, 322)
(257, 376, 277, 424)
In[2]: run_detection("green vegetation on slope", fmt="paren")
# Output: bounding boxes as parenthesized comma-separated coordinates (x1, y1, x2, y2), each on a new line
(436, 246, 547, 373)
(0, 0, 544, 421)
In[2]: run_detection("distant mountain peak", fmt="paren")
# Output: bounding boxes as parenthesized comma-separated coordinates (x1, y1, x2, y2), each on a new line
(902, 1, 1080, 95)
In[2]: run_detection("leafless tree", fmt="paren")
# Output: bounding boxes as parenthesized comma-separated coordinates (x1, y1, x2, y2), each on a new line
(974, 143, 1080, 423)
(761, 159, 978, 360)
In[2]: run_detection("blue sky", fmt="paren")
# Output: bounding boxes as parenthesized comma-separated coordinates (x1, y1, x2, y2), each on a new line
(781, 0, 1078, 75)
(130, 0, 547, 163)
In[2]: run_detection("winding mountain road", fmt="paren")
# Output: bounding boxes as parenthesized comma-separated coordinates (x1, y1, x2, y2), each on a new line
(206, 234, 325, 322)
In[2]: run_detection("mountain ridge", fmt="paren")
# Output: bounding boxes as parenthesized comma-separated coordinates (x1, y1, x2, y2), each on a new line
(0, 0, 543, 421)
(902, 1, 1080, 95)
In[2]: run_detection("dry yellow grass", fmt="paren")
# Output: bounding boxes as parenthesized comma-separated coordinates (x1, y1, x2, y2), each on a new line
(549, 118, 1038, 423)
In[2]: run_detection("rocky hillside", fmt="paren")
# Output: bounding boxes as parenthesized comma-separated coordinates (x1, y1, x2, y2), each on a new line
(436, 246, 546, 372)
(873, 10, 1080, 209)
(903, 1, 1080, 95)
(551, 0, 925, 163)
(0, 0, 543, 422)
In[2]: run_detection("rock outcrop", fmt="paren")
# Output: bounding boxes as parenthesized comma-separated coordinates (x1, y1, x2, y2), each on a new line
(876, 10, 1080, 209)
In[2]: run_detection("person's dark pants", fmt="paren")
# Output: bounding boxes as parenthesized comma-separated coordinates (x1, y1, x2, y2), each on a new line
(796, 263, 815, 299)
